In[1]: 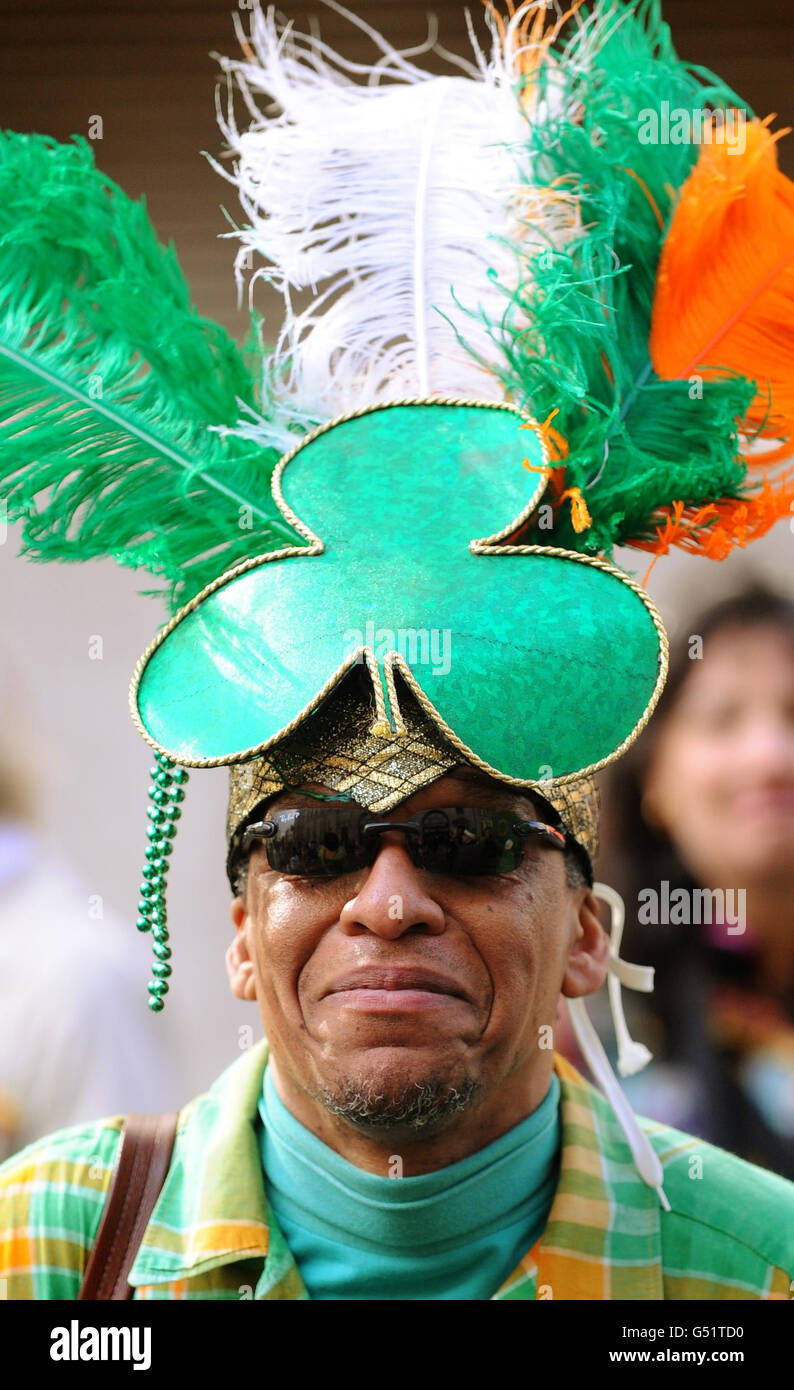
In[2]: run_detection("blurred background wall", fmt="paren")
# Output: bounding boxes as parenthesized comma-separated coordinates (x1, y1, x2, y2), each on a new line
(0, 0, 791, 1099)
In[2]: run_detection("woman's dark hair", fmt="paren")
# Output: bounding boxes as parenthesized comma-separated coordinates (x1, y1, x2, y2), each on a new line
(655, 584, 794, 728)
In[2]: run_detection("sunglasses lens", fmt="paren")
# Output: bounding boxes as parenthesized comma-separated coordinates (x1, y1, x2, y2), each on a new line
(264, 807, 369, 876)
(416, 809, 522, 875)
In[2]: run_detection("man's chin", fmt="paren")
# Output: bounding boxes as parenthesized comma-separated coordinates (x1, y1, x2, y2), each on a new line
(312, 1057, 482, 1139)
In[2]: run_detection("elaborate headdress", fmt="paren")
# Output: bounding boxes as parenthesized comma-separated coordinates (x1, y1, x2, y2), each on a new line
(2, 0, 792, 1201)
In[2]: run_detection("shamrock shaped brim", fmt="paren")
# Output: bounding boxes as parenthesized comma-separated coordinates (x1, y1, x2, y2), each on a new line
(130, 401, 668, 784)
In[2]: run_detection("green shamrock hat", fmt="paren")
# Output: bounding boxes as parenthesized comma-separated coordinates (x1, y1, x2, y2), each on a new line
(131, 400, 668, 785)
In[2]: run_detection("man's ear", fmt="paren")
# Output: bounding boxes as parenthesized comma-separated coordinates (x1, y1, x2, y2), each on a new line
(560, 888, 610, 998)
(226, 896, 257, 1002)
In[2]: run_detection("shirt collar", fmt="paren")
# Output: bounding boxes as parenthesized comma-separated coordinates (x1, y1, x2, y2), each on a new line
(129, 1038, 272, 1285)
(532, 1053, 663, 1301)
(129, 1043, 663, 1297)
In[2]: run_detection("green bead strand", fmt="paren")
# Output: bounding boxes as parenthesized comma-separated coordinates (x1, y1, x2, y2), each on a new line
(137, 758, 188, 1012)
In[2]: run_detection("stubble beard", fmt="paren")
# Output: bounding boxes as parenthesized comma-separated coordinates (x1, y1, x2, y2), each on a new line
(315, 1070, 483, 1137)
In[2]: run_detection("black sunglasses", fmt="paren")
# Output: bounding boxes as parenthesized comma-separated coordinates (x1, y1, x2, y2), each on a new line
(241, 804, 567, 879)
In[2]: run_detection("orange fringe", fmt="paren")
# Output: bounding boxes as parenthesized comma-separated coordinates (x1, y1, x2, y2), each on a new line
(635, 472, 794, 581)
(559, 486, 592, 532)
(650, 115, 794, 460)
(521, 413, 592, 532)
(527, 407, 569, 465)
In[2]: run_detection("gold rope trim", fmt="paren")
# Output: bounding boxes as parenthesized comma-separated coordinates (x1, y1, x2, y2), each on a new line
(387, 549, 669, 788)
(271, 396, 550, 546)
(128, 400, 666, 781)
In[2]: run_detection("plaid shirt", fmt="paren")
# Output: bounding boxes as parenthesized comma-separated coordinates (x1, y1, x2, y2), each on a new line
(1, 1040, 792, 1300)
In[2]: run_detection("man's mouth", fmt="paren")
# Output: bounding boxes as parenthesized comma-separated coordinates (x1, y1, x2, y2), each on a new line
(322, 967, 470, 1012)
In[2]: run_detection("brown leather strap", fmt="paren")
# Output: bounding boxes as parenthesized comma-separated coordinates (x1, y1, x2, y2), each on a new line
(79, 1111, 179, 1301)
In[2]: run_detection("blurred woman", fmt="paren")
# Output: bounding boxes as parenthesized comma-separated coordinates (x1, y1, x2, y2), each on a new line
(597, 585, 794, 1179)
(0, 670, 185, 1161)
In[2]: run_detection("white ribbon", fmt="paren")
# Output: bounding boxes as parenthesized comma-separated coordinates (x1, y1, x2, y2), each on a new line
(565, 882, 670, 1211)
(599, 880, 655, 1079)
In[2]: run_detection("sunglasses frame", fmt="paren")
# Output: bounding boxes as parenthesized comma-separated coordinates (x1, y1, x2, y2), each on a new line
(240, 804, 568, 878)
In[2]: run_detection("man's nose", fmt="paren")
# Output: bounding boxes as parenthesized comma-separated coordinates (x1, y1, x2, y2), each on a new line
(338, 832, 446, 939)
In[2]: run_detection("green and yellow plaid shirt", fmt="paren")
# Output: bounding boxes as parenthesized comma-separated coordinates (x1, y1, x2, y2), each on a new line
(1, 1041, 792, 1300)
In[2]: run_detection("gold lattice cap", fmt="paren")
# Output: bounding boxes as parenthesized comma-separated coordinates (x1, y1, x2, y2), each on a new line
(225, 664, 599, 887)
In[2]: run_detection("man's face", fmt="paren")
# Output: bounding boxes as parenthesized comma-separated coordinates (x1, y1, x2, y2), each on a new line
(228, 771, 603, 1142)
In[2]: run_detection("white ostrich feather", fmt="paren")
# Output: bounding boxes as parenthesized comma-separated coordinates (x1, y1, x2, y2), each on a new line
(210, 0, 578, 425)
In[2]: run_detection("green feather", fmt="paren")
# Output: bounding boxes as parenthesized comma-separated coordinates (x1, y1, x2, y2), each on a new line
(0, 131, 301, 612)
(471, 0, 759, 556)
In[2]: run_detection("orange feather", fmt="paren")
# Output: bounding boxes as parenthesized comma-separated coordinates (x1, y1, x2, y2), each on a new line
(635, 116, 794, 565)
(650, 116, 794, 459)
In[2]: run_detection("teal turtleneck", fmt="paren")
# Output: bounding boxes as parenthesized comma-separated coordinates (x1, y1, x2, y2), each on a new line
(258, 1064, 561, 1300)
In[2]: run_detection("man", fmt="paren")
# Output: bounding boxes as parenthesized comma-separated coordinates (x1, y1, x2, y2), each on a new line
(2, 761, 792, 1299)
(1, 0, 794, 1300)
